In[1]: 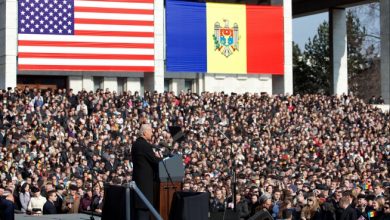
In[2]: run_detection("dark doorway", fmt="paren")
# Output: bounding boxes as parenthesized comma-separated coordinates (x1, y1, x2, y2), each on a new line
(17, 75, 67, 90)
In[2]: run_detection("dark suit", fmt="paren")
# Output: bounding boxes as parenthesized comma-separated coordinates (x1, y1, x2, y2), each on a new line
(0, 197, 15, 220)
(0, 132, 5, 147)
(248, 208, 273, 220)
(236, 200, 250, 219)
(337, 206, 357, 220)
(55, 194, 64, 213)
(105, 161, 118, 173)
(43, 201, 57, 214)
(131, 137, 161, 218)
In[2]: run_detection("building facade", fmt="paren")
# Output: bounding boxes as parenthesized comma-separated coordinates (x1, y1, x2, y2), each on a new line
(1, 0, 389, 103)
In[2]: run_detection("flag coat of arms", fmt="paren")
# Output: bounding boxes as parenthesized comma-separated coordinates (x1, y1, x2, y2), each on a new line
(17, 0, 155, 72)
(166, 0, 284, 74)
(213, 20, 239, 58)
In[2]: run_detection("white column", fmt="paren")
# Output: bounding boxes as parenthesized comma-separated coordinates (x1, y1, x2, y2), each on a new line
(330, 8, 348, 95)
(283, 0, 293, 95)
(148, 0, 164, 93)
(0, 0, 17, 89)
(259, 75, 273, 95)
(196, 73, 204, 94)
(82, 75, 94, 92)
(171, 79, 184, 95)
(68, 76, 83, 93)
(381, 0, 390, 104)
(126, 78, 141, 93)
(176, 79, 185, 93)
(103, 77, 118, 92)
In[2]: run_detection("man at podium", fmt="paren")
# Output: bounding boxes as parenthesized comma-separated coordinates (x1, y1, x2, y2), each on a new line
(132, 124, 162, 220)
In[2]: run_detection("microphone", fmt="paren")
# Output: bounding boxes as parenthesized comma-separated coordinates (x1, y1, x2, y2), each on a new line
(158, 140, 172, 150)
(152, 141, 173, 157)
(152, 141, 171, 151)
(152, 144, 164, 151)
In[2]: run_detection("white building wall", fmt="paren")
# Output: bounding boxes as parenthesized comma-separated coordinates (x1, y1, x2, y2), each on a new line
(68, 76, 83, 93)
(0, 0, 18, 89)
(126, 78, 141, 93)
(103, 77, 118, 92)
(82, 75, 94, 92)
(171, 79, 185, 95)
(204, 74, 272, 94)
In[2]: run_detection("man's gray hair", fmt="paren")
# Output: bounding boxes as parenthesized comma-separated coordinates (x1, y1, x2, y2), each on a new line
(139, 124, 152, 137)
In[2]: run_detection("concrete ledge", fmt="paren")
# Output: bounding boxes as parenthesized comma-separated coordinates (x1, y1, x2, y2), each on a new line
(373, 105, 390, 113)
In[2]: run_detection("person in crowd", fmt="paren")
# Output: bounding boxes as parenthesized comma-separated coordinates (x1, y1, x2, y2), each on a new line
(368, 197, 389, 220)
(280, 209, 293, 220)
(301, 195, 321, 220)
(0, 188, 15, 220)
(249, 195, 274, 220)
(27, 186, 46, 215)
(337, 196, 357, 220)
(61, 184, 80, 214)
(277, 200, 293, 220)
(249, 194, 260, 217)
(79, 187, 93, 212)
(383, 202, 390, 219)
(92, 187, 104, 214)
(356, 194, 370, 219)
(19, 183, 30, 212)
(43, 190, 57, 214)
(55, 185, 65, 213)
(233, 193, 250, 220)
(210, 189, 226, 212)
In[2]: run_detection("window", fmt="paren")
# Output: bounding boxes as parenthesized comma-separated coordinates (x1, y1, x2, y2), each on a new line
(164, 79, 171, 92)
(117, 77, 126, 94)
(184, 79, 193, 92)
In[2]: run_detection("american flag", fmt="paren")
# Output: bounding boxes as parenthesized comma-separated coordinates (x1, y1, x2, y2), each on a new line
(18, 0, 154, 72)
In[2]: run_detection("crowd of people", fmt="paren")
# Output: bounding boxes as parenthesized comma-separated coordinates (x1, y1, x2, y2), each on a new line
(0, 87, 389, 220)
(368, 96, 385, 105)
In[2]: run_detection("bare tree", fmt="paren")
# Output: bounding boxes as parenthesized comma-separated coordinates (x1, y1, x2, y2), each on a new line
(348, 2, 380, 52)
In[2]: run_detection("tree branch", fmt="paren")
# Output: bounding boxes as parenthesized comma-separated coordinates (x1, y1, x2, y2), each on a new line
(364, 34, 380, 40)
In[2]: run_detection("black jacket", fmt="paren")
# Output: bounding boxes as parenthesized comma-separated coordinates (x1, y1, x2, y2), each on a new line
(43, 201, 57, 214)
(55, 194, 64, 214)
(369, 211, 390, 220)
(236, 200, 250, 219)
(131, 137, 161, 209)
(248, 208, 273, 220)
(0, 197, 15, 220)
(337, 206, 357, 220)
(210, 198, 225, 212)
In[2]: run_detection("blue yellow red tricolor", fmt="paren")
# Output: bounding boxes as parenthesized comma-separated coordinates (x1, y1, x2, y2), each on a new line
(166, 0, 284, 74)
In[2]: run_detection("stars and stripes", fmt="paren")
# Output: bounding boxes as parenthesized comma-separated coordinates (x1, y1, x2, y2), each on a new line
(17, 0, 155, 72)
(18, 0, 74, 35)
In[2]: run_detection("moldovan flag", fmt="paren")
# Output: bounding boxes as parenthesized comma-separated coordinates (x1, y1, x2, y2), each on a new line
(166, 0, 284, 74)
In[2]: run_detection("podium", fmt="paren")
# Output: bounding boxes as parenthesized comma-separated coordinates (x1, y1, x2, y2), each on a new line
(156, 154, 184, 220)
